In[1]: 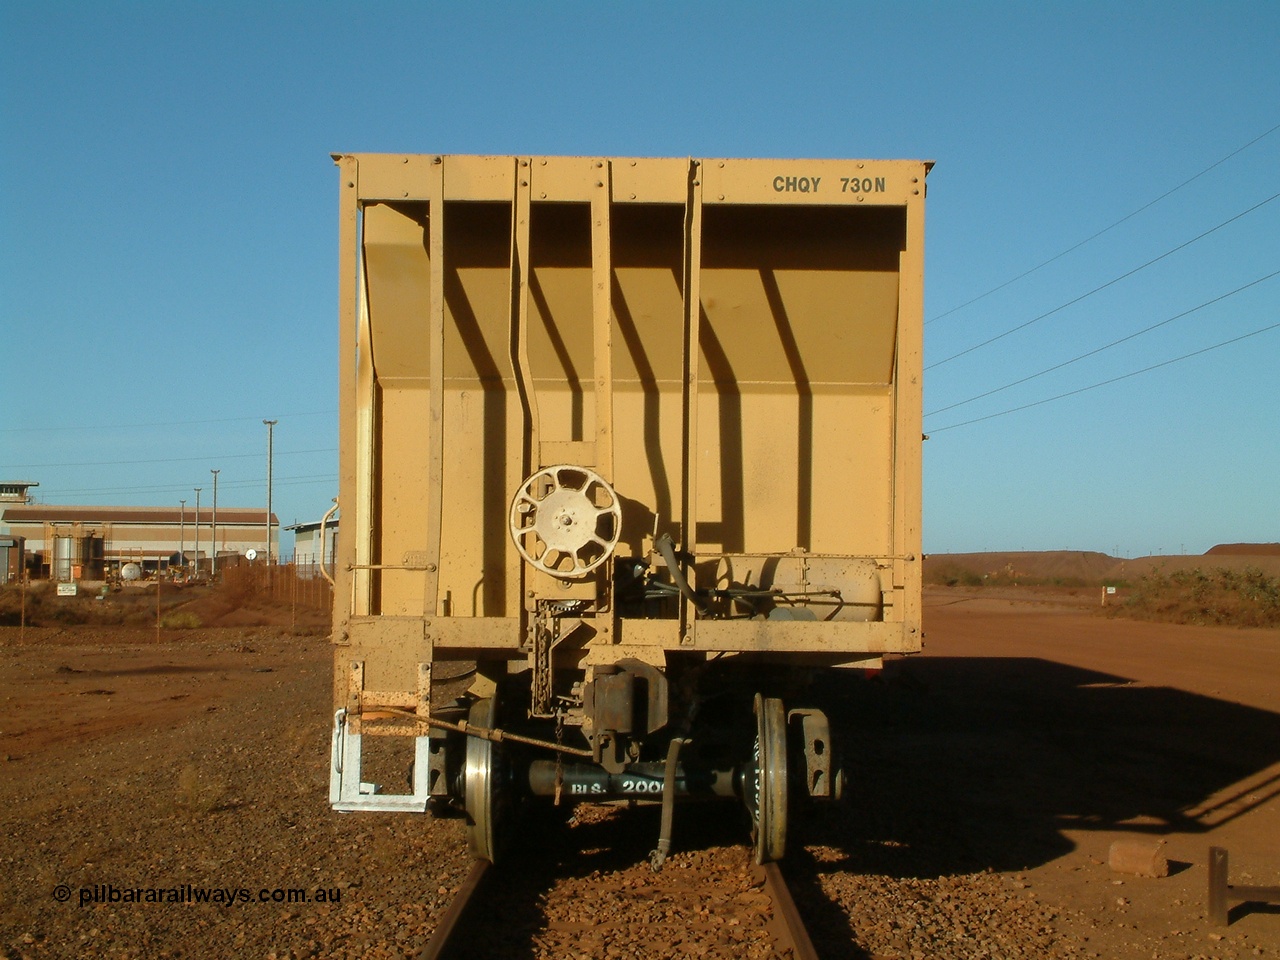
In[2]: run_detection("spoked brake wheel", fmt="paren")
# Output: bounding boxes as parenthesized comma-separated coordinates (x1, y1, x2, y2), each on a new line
(508, 464, 621, 578)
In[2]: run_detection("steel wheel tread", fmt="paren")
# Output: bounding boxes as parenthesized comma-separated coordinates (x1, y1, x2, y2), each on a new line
(750, 693, 788, 864)
(464, 697, 504, 863)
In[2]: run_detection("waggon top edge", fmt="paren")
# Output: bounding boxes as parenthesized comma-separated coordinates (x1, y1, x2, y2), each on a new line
(335, 154, 930, 206)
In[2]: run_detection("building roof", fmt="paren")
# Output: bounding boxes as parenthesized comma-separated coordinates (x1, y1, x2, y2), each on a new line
(1, 505, 278, 525)
(0, 481, 39, 502)
(285, 518, 340, 533)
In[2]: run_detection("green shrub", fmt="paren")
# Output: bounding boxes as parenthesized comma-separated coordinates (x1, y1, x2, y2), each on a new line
(1112, 566, 1280, 627)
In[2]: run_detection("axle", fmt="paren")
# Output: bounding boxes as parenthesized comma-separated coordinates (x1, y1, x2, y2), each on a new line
(526, 760, 741, 801)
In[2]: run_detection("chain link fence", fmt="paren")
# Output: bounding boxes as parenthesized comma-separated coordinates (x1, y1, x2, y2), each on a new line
(220, 562, 333, 614)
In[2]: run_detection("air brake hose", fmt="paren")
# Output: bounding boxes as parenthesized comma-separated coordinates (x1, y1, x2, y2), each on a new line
(655, 533, 711, 617)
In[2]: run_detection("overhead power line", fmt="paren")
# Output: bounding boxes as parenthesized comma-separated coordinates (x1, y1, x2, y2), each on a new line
(926, 191, 1280, 370)
(4, 447, 337, 470)
(34, 474, 339, 499)
(928, 321, 1280, 434)
(33, 475, 338, 502)
(926, 269, 1280, 418)
(927, 120, 1280, 326)
(0, 410, 335, 435)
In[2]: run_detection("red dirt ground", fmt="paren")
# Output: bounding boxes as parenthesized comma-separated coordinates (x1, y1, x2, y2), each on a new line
(1, 582, 1278, 958)
(914, 585, 1280, 957)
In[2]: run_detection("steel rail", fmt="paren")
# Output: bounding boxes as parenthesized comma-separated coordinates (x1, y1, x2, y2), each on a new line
(419, 860, 491, 960)
(761, 861, 821, 960)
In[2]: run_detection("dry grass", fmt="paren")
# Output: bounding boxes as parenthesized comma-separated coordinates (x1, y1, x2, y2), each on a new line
(160, 610, 203, 629)
(923, 561, 1091, 589)
(0, 569, 330, 631)
(175, 761, 227, 815)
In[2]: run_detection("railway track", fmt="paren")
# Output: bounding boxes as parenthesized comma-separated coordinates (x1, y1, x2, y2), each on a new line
(420, 806, 821, 960)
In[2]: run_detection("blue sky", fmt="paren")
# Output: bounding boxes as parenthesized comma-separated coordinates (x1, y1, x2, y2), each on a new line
(2, 1, 1276, 557)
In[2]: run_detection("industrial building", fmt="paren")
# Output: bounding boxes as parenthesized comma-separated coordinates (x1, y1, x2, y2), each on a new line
(0, 535, 24, 585)
(286, 517, 339, 579)
(0, 481, 39, 504)
(0, 502, 279, 580)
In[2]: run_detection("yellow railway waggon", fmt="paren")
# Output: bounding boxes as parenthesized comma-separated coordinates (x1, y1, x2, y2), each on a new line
(328, 154, 929, 866)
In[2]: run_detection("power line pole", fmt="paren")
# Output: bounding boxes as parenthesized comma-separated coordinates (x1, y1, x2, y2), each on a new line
(194, 487, 202, 579)
(263, 420, 278, 575)
(210, 468, 220, 578)
(179, 499, 186, 576)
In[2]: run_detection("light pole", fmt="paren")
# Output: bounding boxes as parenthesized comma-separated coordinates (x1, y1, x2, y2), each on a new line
(263, 420, 277, 570)
(194, 487, 202, 578)
(210, 468, 220, 578)
(179, 499, 186, 575)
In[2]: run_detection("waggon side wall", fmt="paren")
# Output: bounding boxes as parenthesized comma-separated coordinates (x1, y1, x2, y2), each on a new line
(333, 155, 925, 702)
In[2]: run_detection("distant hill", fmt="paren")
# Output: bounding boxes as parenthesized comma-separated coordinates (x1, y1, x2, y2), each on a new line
(926, 547, 1280, 585)
(924, 551, 1117, 585)
(1104, 554, 1280, 580)
(1206, 543, 1280, 556)
(1109, 544, 1280, 580)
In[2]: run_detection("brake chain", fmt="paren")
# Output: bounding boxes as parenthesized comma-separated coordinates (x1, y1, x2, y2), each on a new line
(553, 711, 565, 806)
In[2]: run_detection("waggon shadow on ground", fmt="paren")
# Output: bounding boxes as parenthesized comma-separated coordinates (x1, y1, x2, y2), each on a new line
(436, 656, 1280, 960)
(797, 656, 1280, 878)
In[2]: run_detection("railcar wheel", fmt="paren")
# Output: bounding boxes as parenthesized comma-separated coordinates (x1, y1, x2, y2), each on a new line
(464, 697, 507, 863)
(747, 693, 788, 864)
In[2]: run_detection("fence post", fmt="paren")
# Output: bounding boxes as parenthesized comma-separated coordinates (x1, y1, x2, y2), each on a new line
(1209, 847, 1229, 925)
